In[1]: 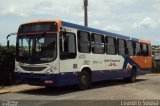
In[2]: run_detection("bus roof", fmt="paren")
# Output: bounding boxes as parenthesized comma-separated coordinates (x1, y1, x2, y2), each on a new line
(20, 20, 150, 44)
(140, 39, 151, 44)
(62, 21, 140, 42)
(62, 21, 151, 44)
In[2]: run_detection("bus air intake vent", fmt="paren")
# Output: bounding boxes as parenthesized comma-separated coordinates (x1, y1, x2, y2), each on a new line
(20, 66, 46, 71)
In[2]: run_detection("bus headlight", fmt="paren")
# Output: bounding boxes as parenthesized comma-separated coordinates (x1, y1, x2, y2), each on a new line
(15, 67, 20, 72)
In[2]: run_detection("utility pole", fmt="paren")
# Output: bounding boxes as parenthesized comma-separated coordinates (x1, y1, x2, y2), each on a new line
(83, 0, 88, 26)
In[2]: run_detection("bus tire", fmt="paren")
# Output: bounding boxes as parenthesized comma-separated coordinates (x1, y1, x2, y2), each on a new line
(124, 68, 137, 83)
(78, 70, 91, 90)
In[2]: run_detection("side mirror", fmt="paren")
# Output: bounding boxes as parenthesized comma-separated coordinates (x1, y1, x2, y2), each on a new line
(7, 40, 10, 48)
(6, 32, 17, 48)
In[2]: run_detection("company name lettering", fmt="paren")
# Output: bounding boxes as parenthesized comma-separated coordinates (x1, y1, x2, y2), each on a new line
(106, 59, 120, 63)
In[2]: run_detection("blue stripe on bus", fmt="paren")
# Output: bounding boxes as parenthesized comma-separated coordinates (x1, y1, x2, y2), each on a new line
(62, 21, 139, 41)
(123, 56, 140, 69)
(14, 69, 136, 87)
(15, 72, 79, 87)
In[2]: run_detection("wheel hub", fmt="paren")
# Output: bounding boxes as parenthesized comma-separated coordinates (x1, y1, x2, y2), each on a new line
(81, 75, 87, 85)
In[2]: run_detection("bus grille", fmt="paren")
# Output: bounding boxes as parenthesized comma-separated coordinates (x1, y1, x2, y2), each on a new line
(20, 66, 46, 71)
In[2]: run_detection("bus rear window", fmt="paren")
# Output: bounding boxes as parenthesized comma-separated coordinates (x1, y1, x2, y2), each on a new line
(18, 22, 58, 33)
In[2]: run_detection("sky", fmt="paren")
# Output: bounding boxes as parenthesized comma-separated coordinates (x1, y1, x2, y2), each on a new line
(0, 0, 160, 45)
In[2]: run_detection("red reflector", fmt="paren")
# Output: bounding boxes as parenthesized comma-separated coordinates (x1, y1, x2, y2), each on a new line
(44, 80, 53, 84)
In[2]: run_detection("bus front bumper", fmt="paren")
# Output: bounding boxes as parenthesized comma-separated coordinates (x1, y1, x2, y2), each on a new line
(15, 72, 79, 87)
(15, 72, 57, 86)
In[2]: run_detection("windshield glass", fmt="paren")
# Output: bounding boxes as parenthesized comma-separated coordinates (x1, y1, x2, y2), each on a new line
(16, 33, 57, 64)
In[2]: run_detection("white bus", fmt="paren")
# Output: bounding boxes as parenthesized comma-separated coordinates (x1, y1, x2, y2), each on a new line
(14, 20, 152, 89)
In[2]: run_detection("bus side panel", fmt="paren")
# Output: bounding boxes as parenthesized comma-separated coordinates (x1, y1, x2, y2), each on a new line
(123, 56, 152, 75)
(91, 70, 129, 82)
(131, 56, 152, 70)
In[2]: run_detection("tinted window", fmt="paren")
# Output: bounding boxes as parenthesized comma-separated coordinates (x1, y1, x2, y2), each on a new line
(118, 39, 125, 48)
(127, 40, 133, 48)
(142, 44, 149, 56)
(117, 39, 126, 55)
(106, 36, 116, 55)
(91, 34, 105, 54)
(60, 32, 76, 59)
(143, 44, 147, 50)
(64, 33, 76, 53)
(127, 40, 134, 55)
(78, 31, 91, 53)
(106, 37, 115, 46)
(135, 42, 141, 56)
(136, 42, 141, 49)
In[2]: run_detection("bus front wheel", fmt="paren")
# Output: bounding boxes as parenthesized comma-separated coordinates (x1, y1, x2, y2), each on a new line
(78, 71, 91, 90)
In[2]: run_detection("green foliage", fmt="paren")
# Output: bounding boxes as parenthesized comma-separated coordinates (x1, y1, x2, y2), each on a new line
(0, 45, 15, 85)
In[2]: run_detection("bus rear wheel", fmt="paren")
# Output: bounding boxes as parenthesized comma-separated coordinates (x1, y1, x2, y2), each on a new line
(78, 71, 91, 90)
(124, 68, 137, 83)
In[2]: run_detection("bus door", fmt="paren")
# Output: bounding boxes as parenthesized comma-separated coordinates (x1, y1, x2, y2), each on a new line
(59, 31, 78, 74)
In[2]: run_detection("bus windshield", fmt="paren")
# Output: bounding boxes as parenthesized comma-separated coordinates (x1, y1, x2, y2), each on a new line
(16, 33, 57, 64)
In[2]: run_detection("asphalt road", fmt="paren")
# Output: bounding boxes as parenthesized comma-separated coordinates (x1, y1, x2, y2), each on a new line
(0, 74, 160, 106)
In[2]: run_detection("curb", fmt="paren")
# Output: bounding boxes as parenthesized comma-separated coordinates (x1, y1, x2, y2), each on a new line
(146, 73, 160, 76)
(0, 90, 11, 94)
(0, 85, 42, 94)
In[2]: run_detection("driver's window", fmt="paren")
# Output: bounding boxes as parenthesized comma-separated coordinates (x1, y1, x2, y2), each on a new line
(60, 32, 76, 59)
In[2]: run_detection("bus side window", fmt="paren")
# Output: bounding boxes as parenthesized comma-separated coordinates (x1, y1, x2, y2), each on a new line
(127, 40, 134, 56)
(117, 38, 126, 55)
(78, 30, 91, 53)
(142, 44, 149, 56)
(60, 32, 76, 59)
(106, 36, 117, 55)
(91, 33, 105, 54)
(135, 42, 141, 56)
